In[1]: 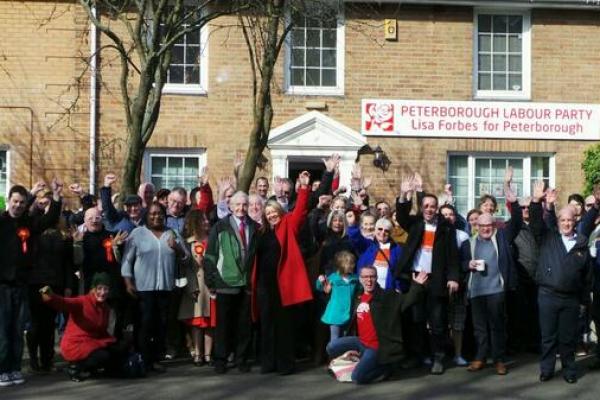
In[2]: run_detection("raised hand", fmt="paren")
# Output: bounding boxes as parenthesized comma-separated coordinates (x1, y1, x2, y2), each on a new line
(545, 187, 559, 206)
(504, 181, 517, 204)
(30, 180, 46, 195)
(273, 176, 283, 198)
(323, 153, 341, 173)
(399, 174, 414, 200)
(298, 171, 311, 187)
(413, 172, 423, 192)
(351, 163, 362, 180)
(504, 165, 514, 185)
(104, 173, 117, 188)
(362, 176, 373, 190)
(532, 179, 545, 202)
(351, 191, 363, 207)
(51, 177, 64, 198)
(112, 230, 129, 246)
(233, 152, 243, 172)
(198, 167, 209, 186)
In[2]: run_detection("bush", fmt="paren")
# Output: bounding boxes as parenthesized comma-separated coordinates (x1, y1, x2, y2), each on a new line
(582, 143, 600, 196)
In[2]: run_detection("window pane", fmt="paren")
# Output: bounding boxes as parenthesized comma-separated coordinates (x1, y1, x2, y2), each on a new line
(508, 35, 521, 52)
(478, 35, 491, 52)
(508, 74, 522, 91)
(152, 157, 167, 175)
(475, 159, 490, 178)
(168, 157, 183, 176)
(184, 157, 199, 176)
(493, 15, 508, 33)
(171, 46, 184, 64)
(322, 49, 336, 67)
(169, 66, 184, 84)
(478, 15, 492, 32)
(531, 157, 550, 178)
(508, 16, 522, 33)
(292, 49, 305, 67)
(187, 46, 200, 65)
(306, 29, 320, 47)
(478, 73, 491, 90)
(449, 155, 468, 177)
(509, 55, 521, 72)
(291, 68, 304, 85)
(151, 177, 165, 191)
(322, 29, 336, 47)
(479, 55, 491, 71)
(493, 74, 507, 90)
(493, 55, 506, 72)
(306, 68, 320, 86)
(291, 29, 305, 46)
(493, 36, 507, 52)
(306, 49, 320, 67)
(185, 66, 200, 84)
(321, 69, 336, 86)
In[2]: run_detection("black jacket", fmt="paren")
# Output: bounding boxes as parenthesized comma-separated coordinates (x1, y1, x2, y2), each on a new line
(394, 198, 460, 296)
(349, 283, 424, 364)
(28, 229, 74, 289)
(531, 202, 594, 301)
(0, 200, 61, 285)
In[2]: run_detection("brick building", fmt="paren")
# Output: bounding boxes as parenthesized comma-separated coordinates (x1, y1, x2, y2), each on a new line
(1, 0, 600, 217)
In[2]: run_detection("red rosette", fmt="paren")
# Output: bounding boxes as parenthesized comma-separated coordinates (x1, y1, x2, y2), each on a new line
(102, 238, 114, 263)
(16, 227, 30, 254)
(193, 243, 205, 257)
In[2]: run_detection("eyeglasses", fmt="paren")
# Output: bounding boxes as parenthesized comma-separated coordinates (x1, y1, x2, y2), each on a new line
(376, 227, 390, 233)
(586, 203, 595, 208)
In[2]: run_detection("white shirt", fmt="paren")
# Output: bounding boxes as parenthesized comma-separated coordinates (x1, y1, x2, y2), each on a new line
(561, 233, 577, 253)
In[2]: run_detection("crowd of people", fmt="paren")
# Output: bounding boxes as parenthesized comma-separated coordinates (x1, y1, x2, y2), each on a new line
(1, 153, 600, 387)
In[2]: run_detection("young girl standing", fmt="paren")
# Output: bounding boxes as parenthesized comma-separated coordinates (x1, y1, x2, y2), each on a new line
(316, 251, 359, 344)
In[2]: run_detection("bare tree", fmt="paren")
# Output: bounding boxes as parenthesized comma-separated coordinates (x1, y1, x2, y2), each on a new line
(236, 0, 338, 192)
(79, 0, 242, 195)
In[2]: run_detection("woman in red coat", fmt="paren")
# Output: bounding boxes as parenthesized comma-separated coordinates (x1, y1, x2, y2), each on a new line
(252, 171, 313, 375)
(41, 272, 126, 381)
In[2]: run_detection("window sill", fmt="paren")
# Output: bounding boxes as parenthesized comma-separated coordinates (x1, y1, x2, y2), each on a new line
(285, 86, 344, 97)
(473, 91, 531, 102)
(162, 85, 207, 96)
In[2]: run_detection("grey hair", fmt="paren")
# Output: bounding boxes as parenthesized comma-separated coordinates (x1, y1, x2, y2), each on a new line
(230, 191, 249, 205)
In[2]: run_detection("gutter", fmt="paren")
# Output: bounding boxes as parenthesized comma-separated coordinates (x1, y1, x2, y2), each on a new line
(89, 5, 98, 195)
(346, 0, 600, 9)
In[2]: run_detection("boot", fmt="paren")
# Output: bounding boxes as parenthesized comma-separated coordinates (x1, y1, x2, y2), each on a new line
(430, 353, 445, 375)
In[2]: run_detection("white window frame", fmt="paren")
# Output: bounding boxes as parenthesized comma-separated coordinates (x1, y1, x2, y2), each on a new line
(143, 148, 207, 189)
(284, 7, 345, 96)
(473, 9, 531, 101)
(161, 10, 209, 95)
(447, 152, 555, 217)
(0, 148, 10, 201)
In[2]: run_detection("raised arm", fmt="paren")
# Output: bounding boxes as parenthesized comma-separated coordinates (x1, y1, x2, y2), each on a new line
(288, 172, 311, 235)
(100, 174, 121, 224)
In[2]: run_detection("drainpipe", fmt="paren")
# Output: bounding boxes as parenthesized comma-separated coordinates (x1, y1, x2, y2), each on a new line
(89, 5, 98, 195)
(0, 106, 34, 188)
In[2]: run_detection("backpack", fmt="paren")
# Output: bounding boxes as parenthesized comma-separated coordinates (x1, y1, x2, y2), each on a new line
(327, 351, 359, 382)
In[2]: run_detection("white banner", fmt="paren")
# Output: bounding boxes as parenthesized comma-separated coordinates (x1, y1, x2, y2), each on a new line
(361, 99, 600, 140)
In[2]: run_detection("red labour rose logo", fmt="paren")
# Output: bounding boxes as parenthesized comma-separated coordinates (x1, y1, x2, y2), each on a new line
(365, 103, 394, 132)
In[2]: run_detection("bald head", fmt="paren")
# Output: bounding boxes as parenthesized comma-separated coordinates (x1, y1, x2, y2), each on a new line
(477, 213, 495, 240)
(557, 206, 576, 236)
(477, 213, 494, 226)
(84, 207, 103, 232)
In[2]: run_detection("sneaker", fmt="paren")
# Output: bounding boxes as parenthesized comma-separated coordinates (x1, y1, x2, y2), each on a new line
(9, 371, 25, 385)
(422, 357, 433, 366)
(454, 356, 468, 367)
(0, 373, 13, 387)
(431, 360, 444, 375)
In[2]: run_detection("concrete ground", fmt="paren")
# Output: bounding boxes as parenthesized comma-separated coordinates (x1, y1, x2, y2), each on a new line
(2, 355, 600, 400)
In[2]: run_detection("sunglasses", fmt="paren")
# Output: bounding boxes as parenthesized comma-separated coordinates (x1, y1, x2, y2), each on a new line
(376, 227, 390, 233)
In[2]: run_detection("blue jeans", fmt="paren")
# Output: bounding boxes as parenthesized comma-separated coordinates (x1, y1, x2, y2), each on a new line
(329, 324, 348, 344)
(326, 336, 390, 384)
(0, 284, 29, 373)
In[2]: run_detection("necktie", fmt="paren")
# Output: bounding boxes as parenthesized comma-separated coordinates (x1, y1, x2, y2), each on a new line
(239, 218, 247, 250)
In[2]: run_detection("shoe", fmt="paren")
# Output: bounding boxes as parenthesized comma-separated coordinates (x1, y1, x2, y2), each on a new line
(467, 361, 485, 372)
(564, 375, 577, 384)
(66, 366, 89, 383)
(430, 360, 444, 375)
(495, 362, 508, 375)
(163, 353, 175, 361)
(422, 357, 433, 366)
(237, 363, 251, 373)
(454, 356, 468, 367)
(539, 373, 554, 382)
(204, 355, 213, 367)
(193, 356, 205, 367)
(9, 371, 25, 385)
(0, 373, 13, 387)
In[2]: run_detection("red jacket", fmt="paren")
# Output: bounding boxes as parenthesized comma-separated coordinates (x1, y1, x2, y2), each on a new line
(44, 293, 116, 362)
(251, 186, 313, 321)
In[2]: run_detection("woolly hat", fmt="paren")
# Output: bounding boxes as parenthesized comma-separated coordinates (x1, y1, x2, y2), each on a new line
(90, 272, 111, 288)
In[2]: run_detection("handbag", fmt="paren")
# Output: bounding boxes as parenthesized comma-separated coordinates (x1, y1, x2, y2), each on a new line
(327, 351, 360, 382)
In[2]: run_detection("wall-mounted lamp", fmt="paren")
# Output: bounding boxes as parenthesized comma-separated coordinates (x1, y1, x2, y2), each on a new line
(357, 144, 390, 171)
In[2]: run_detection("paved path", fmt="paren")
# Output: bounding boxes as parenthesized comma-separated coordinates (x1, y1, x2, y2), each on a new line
(3, 355, 600, 400)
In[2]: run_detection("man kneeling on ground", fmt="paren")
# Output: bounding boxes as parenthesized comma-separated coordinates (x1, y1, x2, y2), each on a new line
(326, 266, 428, 384)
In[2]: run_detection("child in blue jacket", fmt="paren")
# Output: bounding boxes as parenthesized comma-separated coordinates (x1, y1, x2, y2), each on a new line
(316, 251, 359, 343)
